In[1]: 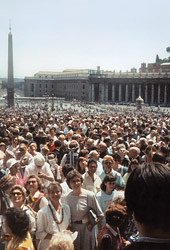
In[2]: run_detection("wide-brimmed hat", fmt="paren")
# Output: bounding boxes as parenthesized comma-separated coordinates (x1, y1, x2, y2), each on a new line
(6, 158, 19, 169)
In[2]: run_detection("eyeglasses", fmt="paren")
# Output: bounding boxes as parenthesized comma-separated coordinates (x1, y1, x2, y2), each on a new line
(20, 148, 25, 151)
(11, 192, 22, 196)
(28, 180, 37, 184)
(104, 161, 112, 165)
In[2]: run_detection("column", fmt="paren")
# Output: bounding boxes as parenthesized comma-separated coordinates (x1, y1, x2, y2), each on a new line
(151, 84, 154, 105)
(112, 84, 115, 102)
(101, 83, 104, 102)
(91, 83, 94, 102)
(125, 84, 128, 102)
(158, 84, 160, 104)
(145, 85, 148, 103)
(99, 83, 102, 102)
(139, 84, 141, 97)
(88, 83, 92, 102)
(164, 85, 167, 105)
(105, 83, 108, 102)
(132, 84, 135, 102)
(118, 84, 122, 102)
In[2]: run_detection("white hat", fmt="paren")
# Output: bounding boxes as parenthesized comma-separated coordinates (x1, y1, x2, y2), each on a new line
(34, 154, 45, 166)
(6, 158, 19, 169)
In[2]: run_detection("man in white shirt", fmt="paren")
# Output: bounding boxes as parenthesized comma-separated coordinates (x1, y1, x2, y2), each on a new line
(24, 153, 54, 189)
(82, 159, 101, 194)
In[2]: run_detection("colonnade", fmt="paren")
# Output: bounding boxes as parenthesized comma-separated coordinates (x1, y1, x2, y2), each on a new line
(89, 82, 169, 105)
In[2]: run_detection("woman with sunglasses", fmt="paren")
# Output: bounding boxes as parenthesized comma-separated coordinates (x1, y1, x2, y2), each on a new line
(99, 155, 125, 188)
(10, 185, 36, 235)
(26, 175, 48, 213)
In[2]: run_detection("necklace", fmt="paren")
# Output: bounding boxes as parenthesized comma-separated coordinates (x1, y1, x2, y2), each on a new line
(48, 204, 64, 225)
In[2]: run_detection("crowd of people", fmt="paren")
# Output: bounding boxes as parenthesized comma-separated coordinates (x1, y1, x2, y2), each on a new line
(0, 102, 170, 250)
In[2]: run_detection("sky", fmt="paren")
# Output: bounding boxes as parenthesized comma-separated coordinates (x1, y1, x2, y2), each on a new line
(0, 0, 170, 78)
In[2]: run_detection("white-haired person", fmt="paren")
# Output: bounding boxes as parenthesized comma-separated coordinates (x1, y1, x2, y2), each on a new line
(36, 182, 71, 250)
(24, 153, 54, 190)
(47, 230, 74, 250)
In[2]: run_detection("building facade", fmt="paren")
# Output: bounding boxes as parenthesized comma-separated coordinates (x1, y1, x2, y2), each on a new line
(24, 69, 90, 101)
(24, 67, 170, 106)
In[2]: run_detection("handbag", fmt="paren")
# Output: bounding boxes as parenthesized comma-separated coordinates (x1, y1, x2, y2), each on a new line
(88, 208, 98, 227)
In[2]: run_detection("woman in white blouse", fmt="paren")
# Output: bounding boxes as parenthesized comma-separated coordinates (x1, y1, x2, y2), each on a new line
(36, 182, 71, 250)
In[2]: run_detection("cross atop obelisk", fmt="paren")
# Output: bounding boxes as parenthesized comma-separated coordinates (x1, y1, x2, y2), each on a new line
(7, 23, 14, 107)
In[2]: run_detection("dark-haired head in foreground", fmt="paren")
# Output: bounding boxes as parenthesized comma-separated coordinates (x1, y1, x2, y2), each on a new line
(4, 207, 30, 238)
(125, 162, 170, 249)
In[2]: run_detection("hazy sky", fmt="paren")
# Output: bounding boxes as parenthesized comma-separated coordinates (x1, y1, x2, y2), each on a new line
(0, 0, 170, 78)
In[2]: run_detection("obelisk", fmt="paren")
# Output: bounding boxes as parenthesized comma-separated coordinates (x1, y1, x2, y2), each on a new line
(7, 25, 14, 107)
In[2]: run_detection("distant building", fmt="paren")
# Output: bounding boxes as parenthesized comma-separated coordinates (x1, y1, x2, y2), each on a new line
(24, 69, 90, 101)
(24, 65, 170, 106)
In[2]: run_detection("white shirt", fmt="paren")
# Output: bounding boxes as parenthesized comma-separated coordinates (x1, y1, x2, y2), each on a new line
(24, 162, 54, 187)
(82, 172, 101, 194)
(36, 200, 71, 240)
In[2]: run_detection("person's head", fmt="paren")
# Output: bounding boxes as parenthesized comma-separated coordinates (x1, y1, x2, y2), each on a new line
(41, 145, 49, 156)
(48, 230, 74, 250)
(0, 173, 16, 194)
(87, 159, 97, 175)
(99, 142, 107, 153)
(3, 207, 30, 238)
(101, 174, 116, 192)
(128, 146, 140, 159)
(103, 155, 115, 173)
(47, 182, 62, 204)
(26, 175, 42, 193)
(68, 140, 79, 152)
(125, 162, 170, 234)
(0, 142, 6, 152)
(62, 166, 74, 178)
(66, 170, 83, 190)
(85, 138, 94, 150)
(89, 150, 100, 161)
(6, 158, 20, 176)
(54, 140, 62, 148)
(28, 142, 37, 154)
(19, 143, 27, 155)
(34, 154, 45, 169)
(10, 185, 26, 207)
(78, 149, 89, 159)
(76, 157, 87, 173)
(105, 203, 127, 229)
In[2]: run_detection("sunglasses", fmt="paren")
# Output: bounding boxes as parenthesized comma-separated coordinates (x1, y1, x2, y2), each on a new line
(104, 161, 112, 165)
(28, 180, 37, 184)
(11, 192, 22, 196)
